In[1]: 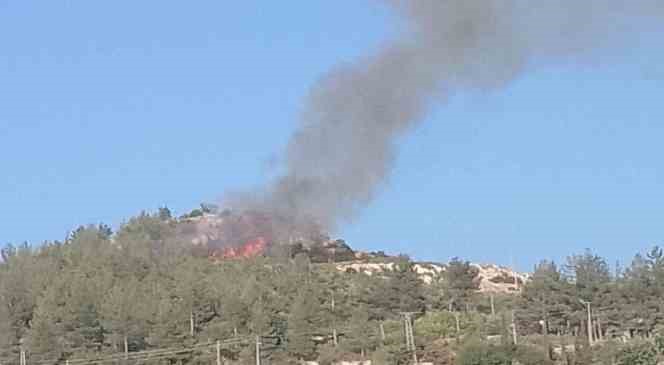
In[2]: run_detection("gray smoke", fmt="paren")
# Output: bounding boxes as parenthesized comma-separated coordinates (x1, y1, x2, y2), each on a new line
(226, 0, 664, 235)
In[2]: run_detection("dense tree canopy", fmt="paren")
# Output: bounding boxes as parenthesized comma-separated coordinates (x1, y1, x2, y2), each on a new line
(2, 209, 664, 364)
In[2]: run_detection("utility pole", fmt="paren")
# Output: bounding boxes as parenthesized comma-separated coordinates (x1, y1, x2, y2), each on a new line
(216, 340, 222, 365)
(19, 349, 25, 365)
(579, 299, 593, 346)
(190, 311, 195, 337)
(511, 310, 518, 345)
(379, 322, 386, 346)
(513, 271, 519, 291)
(490, 294, 496, 317)
(510, 255, 519, 292)
(331, 293, 338, 347)
(400, 312, 419, 364)
(596, 316, 604, 341)
(403, 316, 411, 350)
(255, 335, 261, 365)
(454, 311, 461, 334)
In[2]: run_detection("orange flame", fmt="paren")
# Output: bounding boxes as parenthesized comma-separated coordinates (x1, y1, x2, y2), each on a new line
(221, 237, 268, 259)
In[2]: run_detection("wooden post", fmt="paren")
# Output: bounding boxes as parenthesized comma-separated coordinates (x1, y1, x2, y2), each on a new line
(490, 294, 496, 317)
(379, 322, 386, 346)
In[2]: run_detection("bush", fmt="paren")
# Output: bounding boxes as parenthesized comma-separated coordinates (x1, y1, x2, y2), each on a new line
(617, 343, 657, 365)
(370, 348, 394, 365)
(416, 311, 459, 341)
(456, 340, 513, 365)
(514, 344, 553, 365)
(456, 340, 553, 365)
(655, 335, 664, 355)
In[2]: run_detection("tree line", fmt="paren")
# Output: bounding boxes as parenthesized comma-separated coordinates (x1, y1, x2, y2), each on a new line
(1, 209, 664, 364)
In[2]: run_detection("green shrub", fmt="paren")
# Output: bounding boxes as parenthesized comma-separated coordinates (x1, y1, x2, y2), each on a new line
(617, 343, 657, 365)
(655, 335, 664, 355)
(514, 344, 553, 365)
(456, 340, 513, 365)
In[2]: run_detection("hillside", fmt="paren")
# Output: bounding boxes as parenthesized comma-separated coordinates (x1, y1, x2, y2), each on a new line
(181, 213, 529, 294)
(1, 210, 664, 365)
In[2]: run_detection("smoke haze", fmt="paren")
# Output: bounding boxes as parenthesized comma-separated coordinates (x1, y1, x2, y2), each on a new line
(226, 0, 664, 235)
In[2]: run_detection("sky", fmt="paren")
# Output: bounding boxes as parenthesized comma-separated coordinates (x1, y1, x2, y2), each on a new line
(1, 1, 663, 270)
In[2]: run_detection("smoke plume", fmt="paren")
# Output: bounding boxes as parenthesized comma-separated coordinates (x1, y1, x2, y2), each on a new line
(226, 0, 664, 236)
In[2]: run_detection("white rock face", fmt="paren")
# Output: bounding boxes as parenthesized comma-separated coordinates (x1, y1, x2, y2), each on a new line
(336, 262, 396, 276)
(473, 263, 530, 294)
(336, 261, 529, 294)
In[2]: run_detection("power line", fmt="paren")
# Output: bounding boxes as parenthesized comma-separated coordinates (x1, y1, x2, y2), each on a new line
(24, 337, 254, 365)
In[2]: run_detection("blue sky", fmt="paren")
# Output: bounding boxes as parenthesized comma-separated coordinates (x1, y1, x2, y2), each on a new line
(1, 1, 663, 270)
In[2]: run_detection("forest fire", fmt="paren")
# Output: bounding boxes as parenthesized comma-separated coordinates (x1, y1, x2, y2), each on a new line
(208, 210, 274, 259)
(181, 207, 328, 260)
(181, 210, 275, 260)
(220, 236, 268, 259)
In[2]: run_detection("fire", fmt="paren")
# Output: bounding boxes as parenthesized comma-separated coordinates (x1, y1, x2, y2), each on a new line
(187, 209, 323, 260)
(220, 236, 268, 259)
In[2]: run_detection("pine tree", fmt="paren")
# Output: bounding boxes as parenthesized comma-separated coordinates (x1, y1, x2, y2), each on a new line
(343, 305, 375, 357)
(363, 259, 426, 320)
(100, 278, 148, 354)
(66, 276, 105, 355)
(287, 284, 321, 361)
(26, 291, 64, 362)
(518, 261, 574, 336)
(444, 258, 480, 312)
(0, 286, 19, 364)
(0, 245, 39, 349)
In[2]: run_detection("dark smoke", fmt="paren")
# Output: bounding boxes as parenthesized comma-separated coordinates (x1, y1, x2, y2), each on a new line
(225, 0, 664, 236)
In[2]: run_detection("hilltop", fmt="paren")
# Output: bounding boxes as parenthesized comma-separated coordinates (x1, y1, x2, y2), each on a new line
(181, 212, 529, 294)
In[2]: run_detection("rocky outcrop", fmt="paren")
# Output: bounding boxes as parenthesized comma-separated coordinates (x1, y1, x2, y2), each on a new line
(475, 263, 529, 293)
(335, 261, 529, 294)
